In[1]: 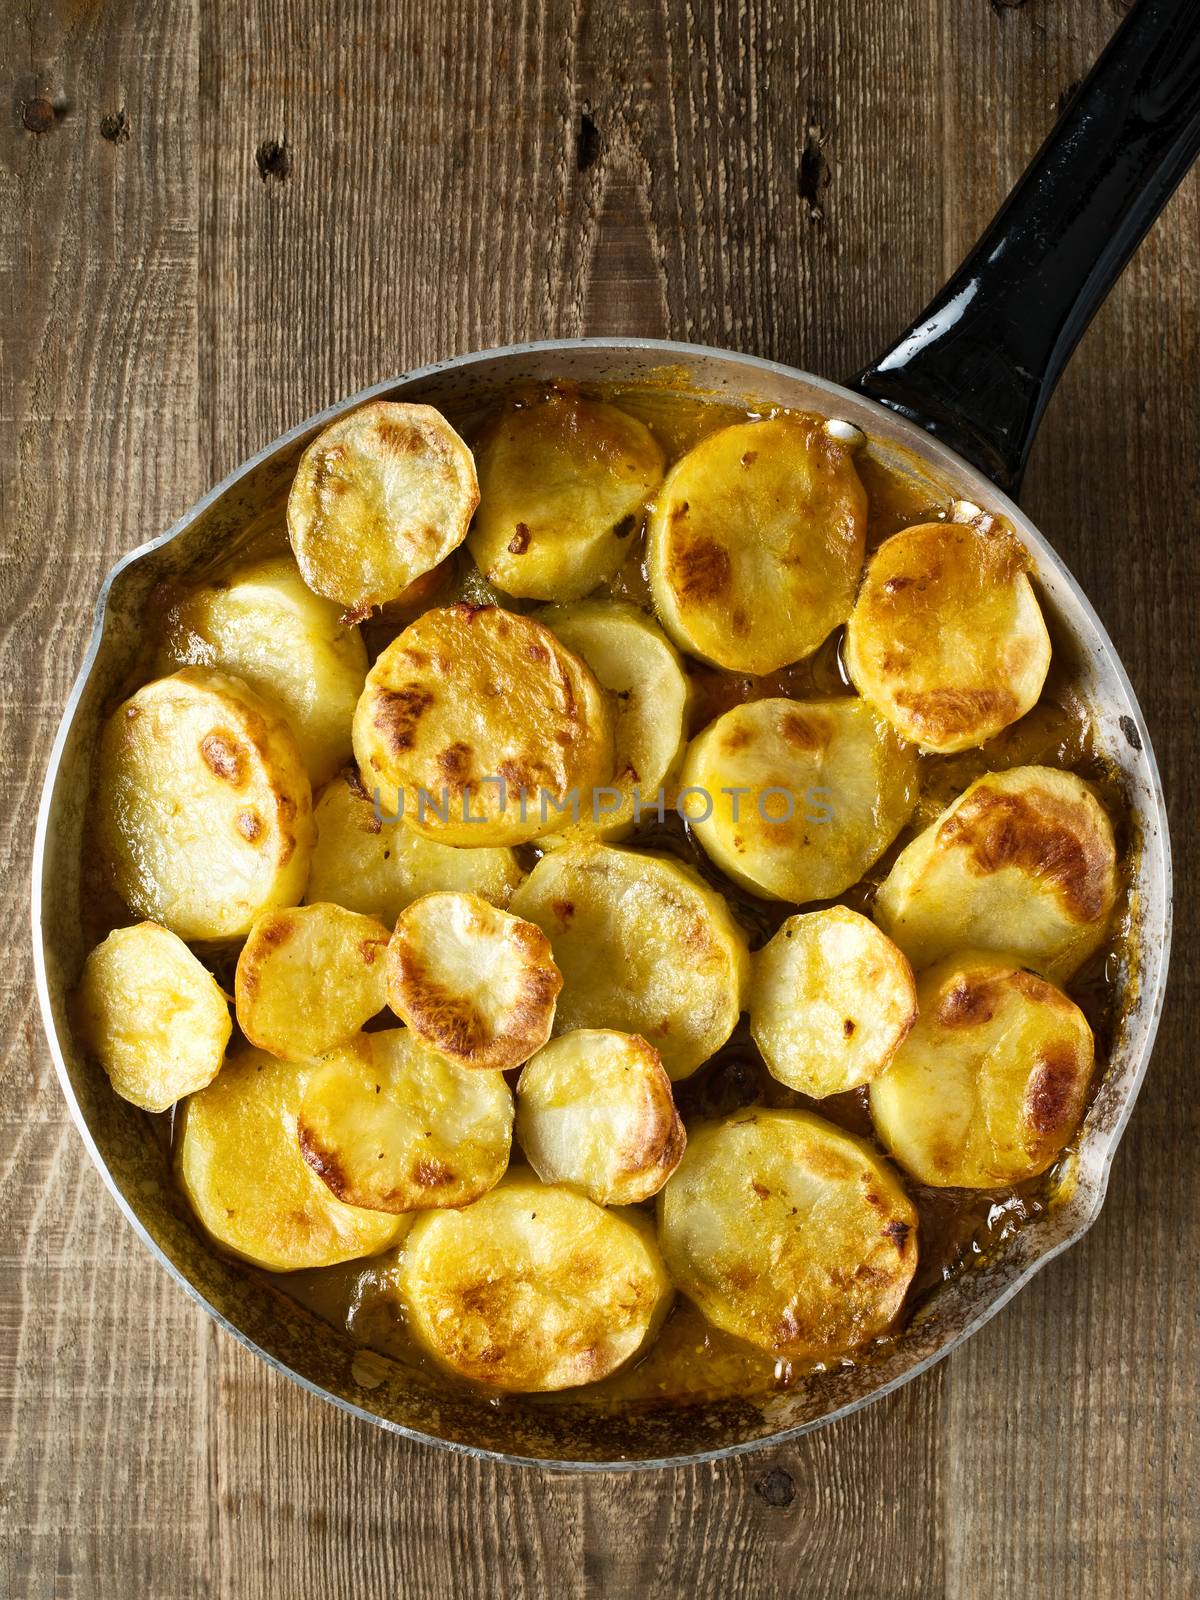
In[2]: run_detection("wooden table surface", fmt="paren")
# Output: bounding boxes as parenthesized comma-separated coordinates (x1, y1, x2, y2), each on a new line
(3, 1, 1197, 1595)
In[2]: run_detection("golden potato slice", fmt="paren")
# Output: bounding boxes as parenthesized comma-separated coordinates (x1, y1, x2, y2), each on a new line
(352, 603, 616, 846)
(537, 600, 690, 843)
(304, 768, 524, 922)
(467, 389, 665, 601)
(516, 1030, 685, 1204)
(297, 1028, 512, 1213)
(657, 1109, 917, 1361)
(95, 667, 314, 941)
(235, 902, 390, 1059)
(510, 843, 748, 1081)
(845, 520, 1052, 753)
(646, 414, 867, 674)
(868, 952, 1095, 1188)
(76, 922, 231, 1113)
(874, 765, 1118, 983)
(287, 401, 478, 619)
(386, 891, 561, 1070)
(157, 555, 368, 785)
(681, 697, 918, 903)
(176, 1047, 404, 1271)
(396, 1172, 673, 1391)
(749, 908, 916, 1098)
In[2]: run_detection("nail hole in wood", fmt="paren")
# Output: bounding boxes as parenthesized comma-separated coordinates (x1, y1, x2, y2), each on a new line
(577, 111, 601, 172)
(100, 108, 130, 144)
(21, 97, 56, 135)
(754, 1468, 796, 1508)
(798, 123, 830, 222)
(255, 139, 290, 183)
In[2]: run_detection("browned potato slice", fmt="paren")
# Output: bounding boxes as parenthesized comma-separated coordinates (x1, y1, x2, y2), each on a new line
(297, 1028, 512, 1212)
(95, 668, 314, 940)
(869, 952, 1095, 1187)
(657, 1109, 917, 1361)
(467, 390, 665, 600)
(157, 555, 368, 786)
(235, 902, 390, 1059)
(386, 892, 561, 1070)
(749, 908, 917, 1097)
(304, 768, 525, 923)
(77, 922, 231, 1113)
(845, 520, 1052, 753)
(681, 697, 918, 903)
(516, 1030, 685, 1204)
(646, 414, 867, 673)
(396, 1172, 673, 1391)
(288, 401, 478, 619)
(176, 1047, 404, 1271)
(510, 843, 749, 1080)
(874, 765, 1118, 983)
(536, 601, 690, 845)
(352, 603, 615, 845)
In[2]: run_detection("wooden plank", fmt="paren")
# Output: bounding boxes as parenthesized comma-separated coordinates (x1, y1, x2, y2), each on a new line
(196, 3, 948, 1595)
(937, 7, 1200, 1599)
(195, 5, 586, 1595)
(196, 0, 582, 477)
(569, 0, 954, 1577)
(0, 2, 205, 1598)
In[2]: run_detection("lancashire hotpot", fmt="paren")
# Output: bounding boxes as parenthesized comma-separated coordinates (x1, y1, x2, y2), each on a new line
(32, 0, 1195, 1466)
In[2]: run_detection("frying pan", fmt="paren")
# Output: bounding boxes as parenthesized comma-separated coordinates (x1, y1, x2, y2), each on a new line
(31, 0, 1197, 1467)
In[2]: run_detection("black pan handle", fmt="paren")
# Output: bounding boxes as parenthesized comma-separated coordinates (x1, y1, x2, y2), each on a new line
(850, 0, 1200, 495)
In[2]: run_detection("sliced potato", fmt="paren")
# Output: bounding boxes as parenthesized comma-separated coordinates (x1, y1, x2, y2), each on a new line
(386, 891, 561, 1070)
(235, 902, 390, 1059)
(76, 922, 231, 1113)
(681, 697, 918, 903)
(287, 401, 478, 619)
(370, 560, 456, 632)
(297, 1028, 512, 1213)
(646, 414, 867, 674)
(157, 555, 368, 785)
(510, 843, 748, 1081)
(396, 1172, 673, 1391)
(657, 1109, 917, 1361)
(176, 1047, 404, 1271)
(516, 1030, 685, 1204)
(352, 603, 616, 846)
(95, 667, 314, 941)
(845, 519, 1052, 753)
(874, 765, 1118, 983)
(537, 600, 690, 843)
(749, 908, 917, 1098)
(305, 768, 524, 922)
(467, 389, 665, 601)
(869, 952, 1095, 1187)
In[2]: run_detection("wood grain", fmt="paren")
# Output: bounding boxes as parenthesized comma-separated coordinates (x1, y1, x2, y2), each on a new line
(0, 2, 208, 1598)
(1, 1, 1197, 1595)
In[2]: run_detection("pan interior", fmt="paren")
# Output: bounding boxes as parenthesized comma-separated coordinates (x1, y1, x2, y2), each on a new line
(33, 341, 1170, 1467)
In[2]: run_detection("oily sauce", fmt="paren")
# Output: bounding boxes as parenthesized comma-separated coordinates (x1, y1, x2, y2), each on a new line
(106, 380, 1132, 1410)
